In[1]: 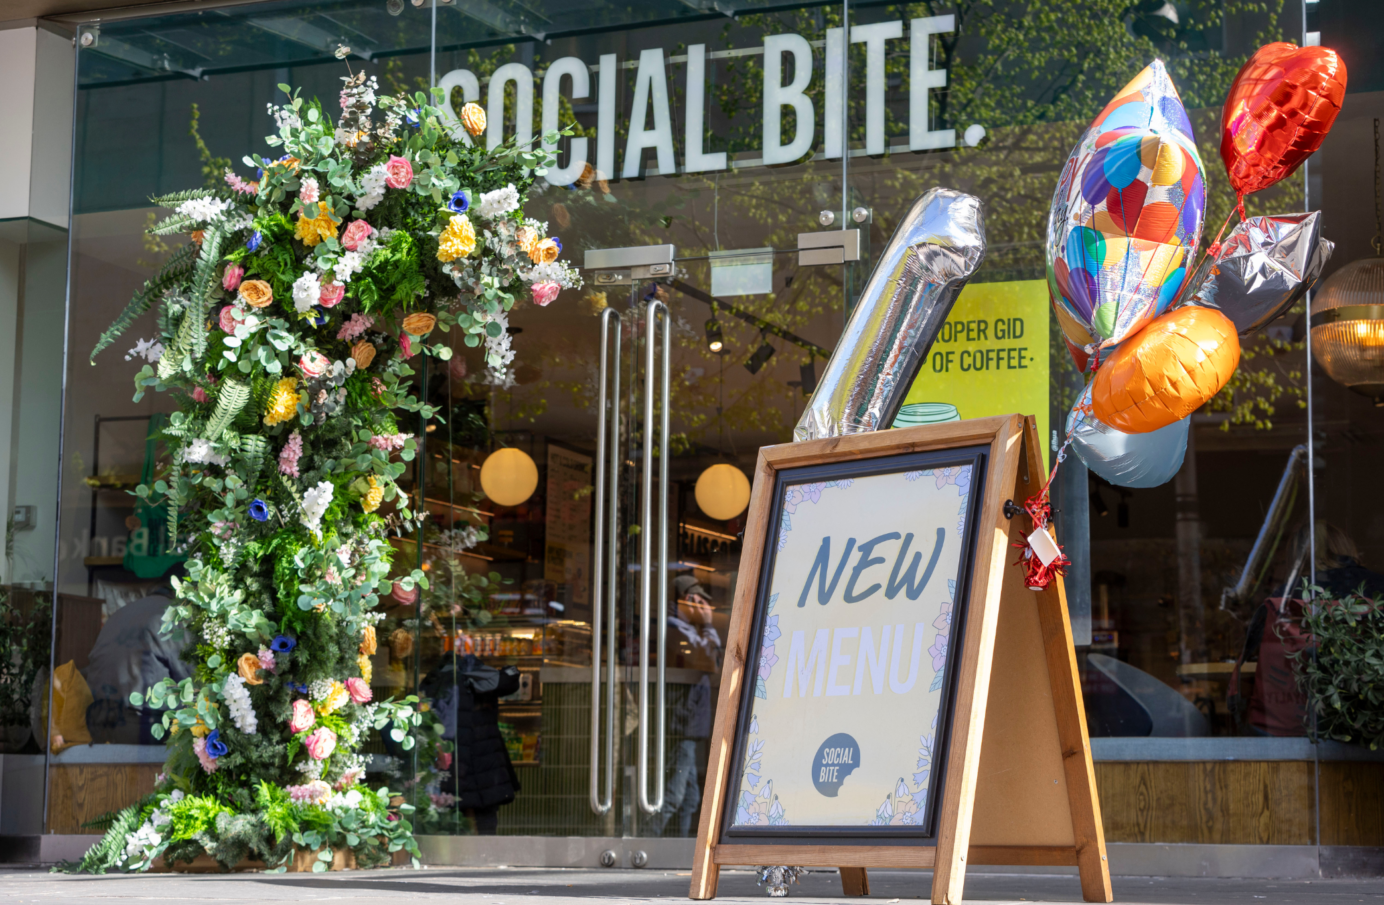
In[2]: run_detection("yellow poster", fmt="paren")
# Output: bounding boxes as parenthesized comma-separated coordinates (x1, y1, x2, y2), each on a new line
(901, 280, 1050, 468)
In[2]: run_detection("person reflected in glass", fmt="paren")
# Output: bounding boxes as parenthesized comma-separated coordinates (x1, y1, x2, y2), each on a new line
(650, 572, 723, 837)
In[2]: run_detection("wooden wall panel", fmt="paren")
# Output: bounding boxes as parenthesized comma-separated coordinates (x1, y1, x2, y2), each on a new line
(47, 763, 161, 833)
(1320, 762, 1384, 847)
(1093, 761, 1314, 845)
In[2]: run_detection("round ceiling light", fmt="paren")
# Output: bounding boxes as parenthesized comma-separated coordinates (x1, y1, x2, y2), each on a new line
(1311, 257, 1384, 404)
(479, 447, 539, 507)
(695, 463, 751, 521)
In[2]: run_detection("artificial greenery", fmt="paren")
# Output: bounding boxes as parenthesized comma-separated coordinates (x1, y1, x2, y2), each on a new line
(0, 588, 51, 736)
(1291, 584, 1384, 750)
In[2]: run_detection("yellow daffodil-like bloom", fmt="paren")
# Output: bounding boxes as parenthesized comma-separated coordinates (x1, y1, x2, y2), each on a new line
(263, 377, 301, 426)
(357, 653, 373, 685)
(360, 625, 378, 656)
(437, 214, 476, 262)
(272, 155, 301, 172)
(191, 718, 210, 738)
(295, 206, 339, 247)
(317, 680, 351, 715)
(362, 476, 383, 513)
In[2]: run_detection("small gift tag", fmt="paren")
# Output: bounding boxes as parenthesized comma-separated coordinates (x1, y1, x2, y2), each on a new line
(1027, 526, 1062, 567)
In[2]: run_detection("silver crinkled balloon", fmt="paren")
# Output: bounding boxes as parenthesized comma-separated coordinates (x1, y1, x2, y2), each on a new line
(1183, 211, 1333, 336)
(1067, 384, 1188, 488)
(794, 188, 986, 441)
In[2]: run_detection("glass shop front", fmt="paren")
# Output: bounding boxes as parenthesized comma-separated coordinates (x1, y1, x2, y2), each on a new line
(2, 0, 1383, 877)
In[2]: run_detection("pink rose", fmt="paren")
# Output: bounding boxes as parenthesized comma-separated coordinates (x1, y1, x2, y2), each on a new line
(345, 677, 372, 704)
(299, 350, 330, 379)
(341, 220, 374, 251)
(448, 357, 467, 381)
(398, 333, 414, 358)
(318, 281, 345, 308)
(193, 737, 220, 774)
(531, 281, 561, 307)
(436, 751, 453, 771)
(222, 263, 244, 292)
(289, 699, 316, 734)
(304, 727, 337, 760)
(384, 155, 413, 190)
(192, 387, 209, 403)
(219, 306, 240, 333)
(391, 582, 419, 605)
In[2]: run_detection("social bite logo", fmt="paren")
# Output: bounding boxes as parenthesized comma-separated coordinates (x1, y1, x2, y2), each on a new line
(811, 732, 861, 797)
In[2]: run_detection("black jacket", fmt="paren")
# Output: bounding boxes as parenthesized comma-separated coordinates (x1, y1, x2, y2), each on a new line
(421, 655, 521, 809)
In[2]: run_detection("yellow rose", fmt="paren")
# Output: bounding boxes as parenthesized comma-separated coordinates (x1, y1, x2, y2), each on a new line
(401, 313, 437, 336)
(263, 377, 301, 426)
(316, 680, 350, 715)
(529, 238, 560, 265)
(350, 340, 376, 369)
(460, 102, 486, 138)
(239, 279, 274, 308)
(515, 226, 537, 254)
(360, 625, 377, 656)
(295, 206, 339, 247)
(237, 653, 264, 686)
(357, 653, 373, 685)
(362, 476, 383, 513)
(437, 214, 475, 262)
(273, 156, 301, 172)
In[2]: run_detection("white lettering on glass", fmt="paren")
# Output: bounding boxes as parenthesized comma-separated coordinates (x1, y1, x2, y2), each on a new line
(623, 48, 676, 178)
(597, 53, 618, 180)
(542, 57, 589, 185)
(487, 62, 534, 151)
(825, 627, 859, 696)
(684, 44, 727, 174)
(910, 15, 956, 151)
(784, 628, 829, 698)
(762, 32, 814, 165)
(852, 20, 903, 156)
(822, 26, 844, 160)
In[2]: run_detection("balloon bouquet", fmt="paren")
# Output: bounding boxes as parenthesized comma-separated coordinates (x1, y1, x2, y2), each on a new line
(1018, 44, 1346, 590)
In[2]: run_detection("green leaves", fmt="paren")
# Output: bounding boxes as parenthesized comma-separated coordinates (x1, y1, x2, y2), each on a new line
(204, 379, 250, 441)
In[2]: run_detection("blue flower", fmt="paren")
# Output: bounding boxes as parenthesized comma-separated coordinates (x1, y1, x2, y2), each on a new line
(289, 682, 308, 694)
(406, 108, 420, 126)
(246, 231, 263, 252)
(447, 190, 469, 213)
(309, 306, 328, 327)
(248, 499, 269, 521)
(551, 236, 562, 253)
(204, 730, 228, 759)
(271, 634, 297, 654)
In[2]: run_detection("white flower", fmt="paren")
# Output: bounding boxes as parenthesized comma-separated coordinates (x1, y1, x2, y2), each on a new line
(292, 272, 322, 313)
(223, 673, 258, 735)
(329, 788, 365, 811)
(301, 481, 334, 533)
(176, 196, 233, 224)
(355, 164, 388, 211)
(183, 438, 228, 467)
(333, 251, 364, 283)
(522, 260, 583, 290)
(125, 338, 165, 363)
(477, 183, 520, 219)
(269, 102, 301, 132)
(481, 308, 515, 380)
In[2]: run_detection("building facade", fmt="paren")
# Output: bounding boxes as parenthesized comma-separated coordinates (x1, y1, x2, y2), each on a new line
(0, 0, 1381, 878)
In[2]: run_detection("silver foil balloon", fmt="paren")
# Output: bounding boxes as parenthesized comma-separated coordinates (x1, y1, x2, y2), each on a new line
(1067, 384, 1188, 488)
(794, 188, 986, 441)
(1183, 211, 1333, 336)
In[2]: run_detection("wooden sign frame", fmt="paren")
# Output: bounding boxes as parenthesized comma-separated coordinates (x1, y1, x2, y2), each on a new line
(689, 415, 1111, 905)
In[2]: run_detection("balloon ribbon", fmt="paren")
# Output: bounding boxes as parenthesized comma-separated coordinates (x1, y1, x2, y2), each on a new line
(1012, 440, 1072, 592)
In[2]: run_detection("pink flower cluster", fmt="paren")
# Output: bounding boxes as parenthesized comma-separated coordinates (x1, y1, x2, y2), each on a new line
(337, 313, 375, 342)
(430, 792, 456, 808)
(223, 169, 257, 195)
(278, 430, 302, 477)
(367, 432, 412, 451)
(287, 780, 332, 805)
(335, 769, 363, 791)
(257, 648, 275, 671)
(193, 737, 219, 773)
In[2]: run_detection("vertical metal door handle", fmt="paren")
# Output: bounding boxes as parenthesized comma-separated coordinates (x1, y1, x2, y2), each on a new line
(638, 300, 670, 815)
(589, 307, 620, 816)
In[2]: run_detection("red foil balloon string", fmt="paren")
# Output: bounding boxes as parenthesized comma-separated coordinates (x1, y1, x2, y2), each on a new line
(1012, 440, 1072, 591)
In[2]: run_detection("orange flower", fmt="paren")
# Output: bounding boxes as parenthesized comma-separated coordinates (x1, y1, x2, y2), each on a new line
(516, 226, 538, 254)
(360, 625, 377, 656)
(239, 280, 274, 308)
(529, 238, 560, 265)
(190, 230, 205, 245)
(351, 340, 376, 369)
(237, 653, 264, 685)
(272, 155, 300, 172)
(401, 313, 437, 336)
(460, 102, 486, 138)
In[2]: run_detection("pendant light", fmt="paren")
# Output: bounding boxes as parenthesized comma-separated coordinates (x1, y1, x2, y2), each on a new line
(695, 346, 750, 521)
(479, 447, 538, 507)
(1312, 117, 1384, 405)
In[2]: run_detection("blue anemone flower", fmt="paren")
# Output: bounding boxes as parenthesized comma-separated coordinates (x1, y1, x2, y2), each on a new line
(551, 236, 562, 253)
(271, 634, 297, 654)
(246, 231, 263, 252)
(447, 190, 469, 213)
(309, 305, 328, 327)
(204, 730, 228, 758)
(289, 682, 308, 694)
(248, 499, 269, 521)
(406, 108, 420, 126)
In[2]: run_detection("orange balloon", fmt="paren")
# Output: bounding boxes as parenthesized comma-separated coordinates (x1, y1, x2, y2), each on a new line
(1092, 306, 1241, 434)
(1221, 43, 1346, 201)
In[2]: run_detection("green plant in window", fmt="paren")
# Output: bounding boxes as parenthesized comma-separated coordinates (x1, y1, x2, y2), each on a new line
(1291, 584, 1384, 751)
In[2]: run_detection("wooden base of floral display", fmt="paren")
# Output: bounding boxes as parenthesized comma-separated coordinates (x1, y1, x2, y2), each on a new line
(291, 845, 358, 872)
(151, 845, 378, 873)
(152, 854, 267, 873)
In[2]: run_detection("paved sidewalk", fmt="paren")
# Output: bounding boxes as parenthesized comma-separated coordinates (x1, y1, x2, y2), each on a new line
(1, 866, 1382, 904)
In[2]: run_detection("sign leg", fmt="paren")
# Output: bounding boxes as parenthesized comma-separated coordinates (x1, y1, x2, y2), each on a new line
(839, 867, 869, 896)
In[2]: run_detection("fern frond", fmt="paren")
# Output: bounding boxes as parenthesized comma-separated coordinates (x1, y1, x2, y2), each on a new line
(204, 379, 250, 441)
(167, 503, 177, 550)
(240, 434, 269, 479)
(189, 226, 225, 363)
(90, 243, 198, 362)
(61, 802, 143, 874)
(149, 213, 197, 236)
(150, 188, 211, 208)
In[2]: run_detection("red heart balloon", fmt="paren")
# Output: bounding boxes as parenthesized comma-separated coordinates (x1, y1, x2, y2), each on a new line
(1220, 43, 1347, 201)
